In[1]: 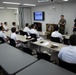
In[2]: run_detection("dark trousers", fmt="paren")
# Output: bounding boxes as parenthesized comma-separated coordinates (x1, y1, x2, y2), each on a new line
(59, 25, 65, 34)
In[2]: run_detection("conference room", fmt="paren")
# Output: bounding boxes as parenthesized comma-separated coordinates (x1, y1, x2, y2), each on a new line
(0, 0, 76, 75)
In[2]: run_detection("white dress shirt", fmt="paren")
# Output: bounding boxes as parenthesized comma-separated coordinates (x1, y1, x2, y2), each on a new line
(58, 45, 76, 63)
(3, 25, 8, 31)
(51, 31, 63, 41)
(23, 27, 30, 35)
(0, 31, 7, 39)
(30, 29, 39, 38)
(10, 33, 18, 41)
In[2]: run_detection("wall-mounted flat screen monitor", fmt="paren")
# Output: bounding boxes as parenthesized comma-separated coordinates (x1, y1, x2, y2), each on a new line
(34, 11, 45, 21)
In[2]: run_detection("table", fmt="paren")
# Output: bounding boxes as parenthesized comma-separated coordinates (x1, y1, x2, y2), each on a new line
(62, 35, 70, 39)
(16, 59, 76, 75)
(5, 31, 33, 42)
(32, 40, 67, 52)
(0, 43, 37, 75)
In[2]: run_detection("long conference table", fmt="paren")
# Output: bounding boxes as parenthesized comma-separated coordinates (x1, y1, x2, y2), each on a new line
(32, 39, 67, 52)
(0, 43, 37, 75)
(16, 59, 76, 75)
(4, 31, 33, 42)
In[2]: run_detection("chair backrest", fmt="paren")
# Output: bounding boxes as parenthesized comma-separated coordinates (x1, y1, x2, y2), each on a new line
(37, 52, 51, 62)
(51, 36, 61, 43)
(30, 34, 37, 42)
(58, 58, 76, 73)
(64, 38, 69, 45)
(23, 32, 28, 36)
(19, 30, 24, 35)
(9, 38, 16, 47)
(0, 37, 5, 44)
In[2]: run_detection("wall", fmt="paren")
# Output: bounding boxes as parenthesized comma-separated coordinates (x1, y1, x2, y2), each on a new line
(0, 9, 18, 29)
(31, 3, 76, 35)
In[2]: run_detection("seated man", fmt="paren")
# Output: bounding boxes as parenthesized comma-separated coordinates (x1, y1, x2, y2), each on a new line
(10, 27, 26, 47)
(3, 22, 9, 31)
(23, 23, 30, 35)
(51, 25, 63, 42)
(58, 35, 76, 63)
(30, 24, 39, 38)
(0, 26, 8, 42)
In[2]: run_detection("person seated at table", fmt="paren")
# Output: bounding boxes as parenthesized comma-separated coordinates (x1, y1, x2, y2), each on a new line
(0, 26, 8, 42)
(23, 23, 30, 35)
(3, 22, 9, 31)
(73, 19, 76, 35)
(58, 34, 76, 63)
(30, 24, 39, 38)
(10, 27, 26, 47)
(51, 25, 63, 42)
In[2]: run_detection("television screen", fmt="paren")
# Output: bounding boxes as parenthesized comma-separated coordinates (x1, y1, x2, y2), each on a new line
(34, 11, 45, 21)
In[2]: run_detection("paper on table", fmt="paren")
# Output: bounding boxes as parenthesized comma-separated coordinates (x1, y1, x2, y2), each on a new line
(41, 42, 49, 46)
(52, 44, 59, 47)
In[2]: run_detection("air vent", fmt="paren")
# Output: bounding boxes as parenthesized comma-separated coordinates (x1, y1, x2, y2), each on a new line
(38, 0, 49, 2)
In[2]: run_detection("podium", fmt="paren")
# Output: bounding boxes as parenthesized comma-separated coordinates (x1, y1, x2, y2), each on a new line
(46, 24, 58, 39)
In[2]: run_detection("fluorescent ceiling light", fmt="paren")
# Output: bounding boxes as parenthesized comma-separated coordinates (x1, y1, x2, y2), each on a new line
(63, 0, 68, 1)
(23, 3, 36, 6)
(0, 7, 4, 9)
(3, 2, 20, 5)
(7, 7, 18, 9)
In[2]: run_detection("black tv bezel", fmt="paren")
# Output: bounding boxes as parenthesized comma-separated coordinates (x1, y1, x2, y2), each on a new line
(33, 11, 45, 21)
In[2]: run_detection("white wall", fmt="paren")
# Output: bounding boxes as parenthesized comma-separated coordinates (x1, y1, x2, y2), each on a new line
(31, 3, 76, 35)
(0, 9, 18, 29)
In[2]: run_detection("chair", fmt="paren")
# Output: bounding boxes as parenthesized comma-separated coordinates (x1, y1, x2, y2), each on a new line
(19, 30, 24, 35)
(64, 38, 69, 45)
(23, 32, 28, 36)
(37, 52, 51, 62)
(9, 38, 16, 47)
(22, 47, 32, 55)
(58, 58, 76, 73)
(30, 34, 37, 42)
(0, 37, 5, 44)
(51, 36, 61, 43)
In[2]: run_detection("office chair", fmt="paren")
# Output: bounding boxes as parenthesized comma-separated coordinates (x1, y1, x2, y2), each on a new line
(37, 52, 51, 62)
(58, 58, 76, 73)
(51, 36, 61, 43)
(64, 38, 69, 45)
(0, 37, 5, 44)
(9, 38, 16, 47)
(19, 30, 24, 35)
(23, 32, 28, 36)
(30, 34, 37, 42)
(22, 47, 32, 55)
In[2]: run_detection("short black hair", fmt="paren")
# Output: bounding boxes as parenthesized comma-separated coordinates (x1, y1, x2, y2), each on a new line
(0, 26, 3, 31)
(69, 35, 76, 46)
(31, 24, 35, 28)
(4, 22, 7, 24)
(11, 27, 16, 33)
(12, 22, 16, 25)
(74, 19, 76, 22)
(61, 15, 64, 17)
(54, 25, 59, 31)
(26, 23, 29, 27)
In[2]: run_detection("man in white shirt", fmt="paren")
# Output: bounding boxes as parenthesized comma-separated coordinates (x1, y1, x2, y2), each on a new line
(0, 26, 8, 41)
(51, 25, 63, 41)
(23, 23, 30, 35)
(58, 35, 76, 63)
(11, 27, 26, 47)
(30, 24, 39, 38)
(3, 22, 9, 31)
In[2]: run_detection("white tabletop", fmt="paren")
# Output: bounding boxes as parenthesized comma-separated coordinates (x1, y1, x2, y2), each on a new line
(32, 40, 67, 52)
(0, 43, 37, 75)
(5, 31, 33, 42)
(16, 59, 76, 75)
